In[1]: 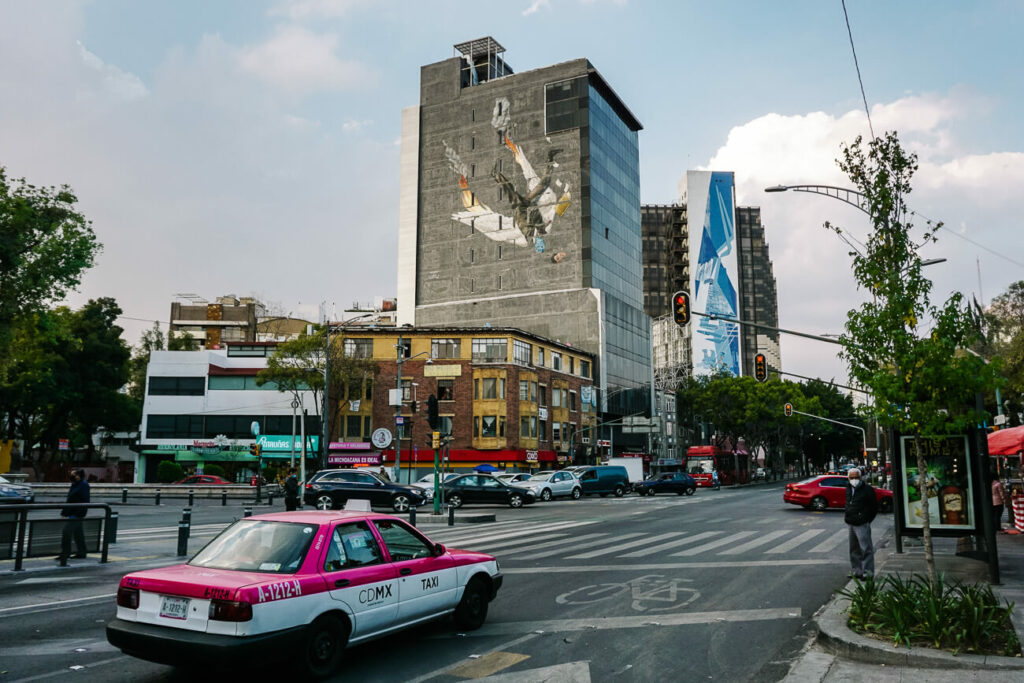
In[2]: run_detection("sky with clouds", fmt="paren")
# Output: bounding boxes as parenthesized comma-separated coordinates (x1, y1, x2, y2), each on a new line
(1, 0, 1021, 388)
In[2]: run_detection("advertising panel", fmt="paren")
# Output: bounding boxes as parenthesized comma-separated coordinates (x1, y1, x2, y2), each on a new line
(686, 170, 741, 376)
(900, 435, 975, 530)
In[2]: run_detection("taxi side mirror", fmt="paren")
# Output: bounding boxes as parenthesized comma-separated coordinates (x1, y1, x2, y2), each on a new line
(433, 542, 445, 556)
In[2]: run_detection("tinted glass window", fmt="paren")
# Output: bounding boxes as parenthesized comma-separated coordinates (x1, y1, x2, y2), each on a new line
(323, 522, 383, 571)
(373, 519, 432, 562)
(191, 520, 318, 574)
(822, 477, 847, 488)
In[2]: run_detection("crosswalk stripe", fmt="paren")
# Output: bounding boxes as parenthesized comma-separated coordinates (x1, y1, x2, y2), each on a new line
(428, 521, 550, 544)
(717, 529, 790, 555)
(490, 532, 609, 556)
(565, 532, 687, 559)
(513, 532, 648, 560)
(475, 533, 573, 553)
(764, 529, 826, 554)
(808, 530, 848, 553)
(619, 531, 720, 558)
(671, 531, 758, 557)
(434, 521, 595, 547)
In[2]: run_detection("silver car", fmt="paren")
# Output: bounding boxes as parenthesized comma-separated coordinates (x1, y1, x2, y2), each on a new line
(517, 470, 582, 502)
(496, 473, 532, 485)
(410, 472, 459, 497)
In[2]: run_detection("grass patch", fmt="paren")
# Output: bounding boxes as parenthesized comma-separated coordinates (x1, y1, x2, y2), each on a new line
(838, 574, 1021, 656)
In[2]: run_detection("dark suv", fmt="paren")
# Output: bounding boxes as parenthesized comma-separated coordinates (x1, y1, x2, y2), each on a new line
(303, 469, 426, 512)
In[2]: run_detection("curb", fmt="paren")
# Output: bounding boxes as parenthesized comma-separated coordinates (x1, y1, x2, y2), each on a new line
(815, 580, 1024, 670)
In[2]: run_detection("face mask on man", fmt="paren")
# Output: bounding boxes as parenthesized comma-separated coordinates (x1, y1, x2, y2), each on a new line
(849, 478, 861, 487)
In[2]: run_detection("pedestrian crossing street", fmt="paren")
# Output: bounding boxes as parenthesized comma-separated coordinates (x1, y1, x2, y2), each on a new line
(417, 519, 850, 562)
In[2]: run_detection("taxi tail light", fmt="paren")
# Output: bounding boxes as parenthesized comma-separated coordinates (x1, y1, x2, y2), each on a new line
(209, 600, 253, 622)
(117, 587, 139, 609)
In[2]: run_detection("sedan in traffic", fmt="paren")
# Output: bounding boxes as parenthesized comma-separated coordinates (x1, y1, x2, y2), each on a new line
(634, 472, 697, 496)
(106, 510, 502, 679)
(0, 475, 33, 504)
(784, 475, 894, 512)
(442, 474, 536, 508)
(515, 470, 582, 501)
(173, 475, 233, 486)
(303, 469, 427, 513)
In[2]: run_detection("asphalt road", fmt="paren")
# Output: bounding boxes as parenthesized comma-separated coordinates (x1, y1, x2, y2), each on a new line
(1, 481, 881, 682)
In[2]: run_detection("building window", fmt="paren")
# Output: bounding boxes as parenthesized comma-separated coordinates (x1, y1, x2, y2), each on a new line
(513, 339, 531, 365)
(498, 275, 502, 290)
(227, 345, 269, 357)
(530, 416, 538, 437)
(537, 347, 545, 366)
(551, 352, 562, 371)
(148, 377, 205, 396)
(499, 416, 506, 437)
(471, 109, 475, 122)
(346, 415, 361, 438)
(472, 338, 507, 362)
(400, 378, 413, 401)
(497, 245, 503, 260)
(481, 415, 497, 438)
(552, 422, 561, 442)
(470, 248, 475, 263)
(471, 163, 475, 177)
(363, 415, 371, 436)
(519, 380, 530, 401)
(397, 338, 411, 359)
(520, 416, 530, 438)
(364, 380, 372, 400)
(539, 385, 547, 406)
(570, 357, 575, 374)
(580, 360, 591, 378)
(539, 419, 547, 442)
(474, 417, 479, 438)
(343, 338, 373, 358)
(437, 379, 454, 401)
(471, 136, 475, 150)
(552, 388, 562, 408)
(570, 391, 577, 412)
(438, 415, 453, 436)
(431, 338, 461, 359)
(479, 377, 504, 400)
(531, 381, 538, 402)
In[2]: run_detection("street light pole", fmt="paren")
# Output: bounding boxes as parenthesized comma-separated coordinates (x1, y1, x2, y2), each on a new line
(395, 334, 403, 482)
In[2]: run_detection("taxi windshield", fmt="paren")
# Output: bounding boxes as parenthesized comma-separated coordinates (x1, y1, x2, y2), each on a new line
(190, 520, 319, 574)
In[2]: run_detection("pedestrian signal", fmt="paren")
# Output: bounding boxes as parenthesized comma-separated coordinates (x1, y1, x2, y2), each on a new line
(432, 431, 441, 449)
(754, 353, 768, 382)
(672, 291, 690, 326)
(426, 394, 439, 430)
(249, 443, 261, 457)
(784, 403, 793, 417)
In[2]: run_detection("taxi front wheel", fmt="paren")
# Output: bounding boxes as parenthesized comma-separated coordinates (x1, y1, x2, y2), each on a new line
(454, 578, 489, 630)
(302, 614, 348, 679)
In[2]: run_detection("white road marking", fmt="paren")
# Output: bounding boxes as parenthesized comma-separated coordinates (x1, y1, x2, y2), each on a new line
(671, 531, 759, 557)
(491, 532, 609, 556)
(764, 529, 826, 554)
(808, 530, 848, 553)
(565, 532, 687, 560)
(619, 532, 719, 558)
(437, 520, 596, 546)
(502, 559, 839, 572)
(0, 593, 115, 615)
(475, 532, 572, 553)
(717, 530, 790, 555)
(512, 532, 648, 560)
(430, 521, 554, 544)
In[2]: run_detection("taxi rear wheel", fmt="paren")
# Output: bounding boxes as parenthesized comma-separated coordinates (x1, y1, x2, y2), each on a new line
(316, 495, 335, 511)
(454, 578, 490, 630)
(302, 614, 347, 679)
(392, 494, 412, 512)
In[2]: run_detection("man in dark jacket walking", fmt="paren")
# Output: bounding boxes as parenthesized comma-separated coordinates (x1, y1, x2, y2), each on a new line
(284, 468, 300, 511)
(845, 467, 878, 578)
(58, 469, 90, 562)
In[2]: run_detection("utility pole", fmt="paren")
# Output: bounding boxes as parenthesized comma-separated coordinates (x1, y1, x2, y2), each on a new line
(395, 334, 403, 481)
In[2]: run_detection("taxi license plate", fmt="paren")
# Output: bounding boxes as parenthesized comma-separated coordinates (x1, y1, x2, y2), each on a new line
(159, 596, 190, 620)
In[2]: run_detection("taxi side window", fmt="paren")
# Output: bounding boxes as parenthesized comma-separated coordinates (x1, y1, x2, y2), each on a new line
(323, 522, 383, 572)
(372, 520, 433, 562)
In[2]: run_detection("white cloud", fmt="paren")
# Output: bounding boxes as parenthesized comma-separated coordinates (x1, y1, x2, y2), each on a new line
(341, 118, 372, 133)
(77, 41, 148, 101)
(269, 0, 367, 19)
(523, 0, 550, 16)
(238, 26, 368, 94)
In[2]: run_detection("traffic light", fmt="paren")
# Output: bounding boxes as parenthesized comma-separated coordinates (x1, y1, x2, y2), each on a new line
(432, 431, 441, 449)
(784, 403, 793, 417)
(426, 394, 439, 430)
(754, 353, 768, 382)
(249, 443, 261, 457)
(672, 291, 691, 326)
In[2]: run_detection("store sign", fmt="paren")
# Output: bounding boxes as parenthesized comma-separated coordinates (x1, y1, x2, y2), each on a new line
(58, 438, 70, 451)
(538, 407, 548, 420)
(424, 365, 462, 377)
(525, 450, 539, 463)
(597, 440, 611, 447)
(256, 435, 319, 452)
(900, 435, 975, 530)
(328, 453, 382, 466)
(329, 442, 372, 451)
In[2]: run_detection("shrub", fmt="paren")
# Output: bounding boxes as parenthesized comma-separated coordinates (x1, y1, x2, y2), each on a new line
(203, 464, 226, 478)
(156, 460, 184, 483)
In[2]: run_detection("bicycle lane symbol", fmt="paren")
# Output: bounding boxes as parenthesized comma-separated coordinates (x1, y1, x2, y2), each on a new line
(555, 575, 700, 613)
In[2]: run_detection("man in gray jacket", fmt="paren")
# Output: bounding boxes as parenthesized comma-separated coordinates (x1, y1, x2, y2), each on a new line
(845, 467, 878, 579)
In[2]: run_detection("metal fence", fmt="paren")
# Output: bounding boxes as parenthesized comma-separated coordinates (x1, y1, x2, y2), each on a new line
(0, 503, 112, 570)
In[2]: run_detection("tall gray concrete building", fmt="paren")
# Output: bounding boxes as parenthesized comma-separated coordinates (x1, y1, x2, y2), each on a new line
(397, 38, 651, 411)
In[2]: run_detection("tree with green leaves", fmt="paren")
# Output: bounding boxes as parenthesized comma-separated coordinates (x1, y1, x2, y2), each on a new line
(831, 132, 997, 586)
(976, 280, 1024, 425)
(0, 168, 101, 372)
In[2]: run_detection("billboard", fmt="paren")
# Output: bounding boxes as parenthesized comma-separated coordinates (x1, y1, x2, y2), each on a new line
(686, 171, 741, 376)
(900, 435, 975, 531)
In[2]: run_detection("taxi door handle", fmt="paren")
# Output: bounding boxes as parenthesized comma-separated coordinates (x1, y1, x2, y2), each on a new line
(399, 568, 412, 576)
(334, 579, 351, 587)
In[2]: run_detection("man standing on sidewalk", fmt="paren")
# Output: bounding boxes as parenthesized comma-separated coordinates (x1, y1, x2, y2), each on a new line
(845, 467, 877, 579)
(284, 468, 299, 511)
(57, 468, 90, 562)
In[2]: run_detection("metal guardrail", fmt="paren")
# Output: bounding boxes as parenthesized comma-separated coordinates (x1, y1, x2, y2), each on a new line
(1, 503, 112, 571)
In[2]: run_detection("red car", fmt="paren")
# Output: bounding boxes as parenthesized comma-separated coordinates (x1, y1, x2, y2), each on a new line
(173, 475, 233, 485)
(784, 475, 893, 513)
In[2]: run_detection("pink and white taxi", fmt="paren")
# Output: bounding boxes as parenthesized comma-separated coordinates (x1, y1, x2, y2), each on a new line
(106, 511, 502, 678)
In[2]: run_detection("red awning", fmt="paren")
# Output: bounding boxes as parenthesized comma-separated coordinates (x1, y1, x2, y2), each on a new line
(989, 426, 1024, 456)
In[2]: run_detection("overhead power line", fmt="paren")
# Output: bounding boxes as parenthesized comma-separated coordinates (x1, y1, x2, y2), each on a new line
(842, 0, 875, 140)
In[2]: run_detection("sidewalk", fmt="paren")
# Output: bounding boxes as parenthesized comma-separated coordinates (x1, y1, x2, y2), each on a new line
(784, 530, 1024, 681)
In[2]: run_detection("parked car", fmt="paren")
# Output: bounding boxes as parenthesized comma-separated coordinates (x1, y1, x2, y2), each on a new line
(634, 472, 697, 496)
(515, 470, 582, 501)
(0, 475, 33, 504)
(410, 472, 459, 497)
(303, 469, 426, 512)
(173, 475, 233, 486)
(783, 475, 894, 512)
(106, 510, 502, 678)
(442, 474, 537, 508)
(496, 473, 532, 485)
(576, 465, 631, 498)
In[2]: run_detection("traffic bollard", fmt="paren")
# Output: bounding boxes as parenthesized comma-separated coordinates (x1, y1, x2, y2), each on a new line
(221, 490, 227, 506)
(268, 492, 274, 506)
(182, 508, 192, 538)
(121, 488, 128, 504)
(177, 521, 189, 556)
(155, 489, 161, 506)
(448, 504, 455, 527)
(108, 511, 119, 544)
(244, 506, 252, 518)
(409, 507, 416, 527)
(188, 489, 195, 507)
